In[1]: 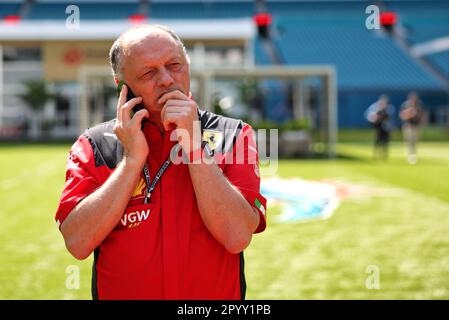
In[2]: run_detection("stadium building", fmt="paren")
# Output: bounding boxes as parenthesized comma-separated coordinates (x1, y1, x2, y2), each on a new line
(0, 0, 448, 143)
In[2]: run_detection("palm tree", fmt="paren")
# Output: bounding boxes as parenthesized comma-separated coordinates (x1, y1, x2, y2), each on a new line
(19, 80, 53, 139)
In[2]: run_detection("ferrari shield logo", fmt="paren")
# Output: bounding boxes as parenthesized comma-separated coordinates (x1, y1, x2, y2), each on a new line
(202, 130, 223, 151)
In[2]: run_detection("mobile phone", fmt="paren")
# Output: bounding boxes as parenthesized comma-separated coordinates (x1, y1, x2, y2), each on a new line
(116, 80, 147, 128)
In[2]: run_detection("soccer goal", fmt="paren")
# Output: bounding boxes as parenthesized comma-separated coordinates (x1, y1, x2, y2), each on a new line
(78, 65, 337, 157)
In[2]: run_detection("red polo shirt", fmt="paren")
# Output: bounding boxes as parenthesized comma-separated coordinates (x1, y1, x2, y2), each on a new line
(55, 110, 267, 300)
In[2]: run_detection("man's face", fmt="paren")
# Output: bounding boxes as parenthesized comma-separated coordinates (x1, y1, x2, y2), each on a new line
(121, 30, 190, 118)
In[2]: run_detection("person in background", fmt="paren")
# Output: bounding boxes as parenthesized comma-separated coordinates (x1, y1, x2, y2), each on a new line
(365, 95, 395, 161)
(400, 91, 425, 164)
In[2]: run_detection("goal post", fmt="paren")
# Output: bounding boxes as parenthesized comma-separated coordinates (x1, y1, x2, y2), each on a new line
(191, 66, 337, 157)
(78, 65, 337, 157)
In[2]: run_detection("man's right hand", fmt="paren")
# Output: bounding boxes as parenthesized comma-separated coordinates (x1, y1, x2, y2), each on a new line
(61, 84, 150, 260)
(113, 84, 149, 166)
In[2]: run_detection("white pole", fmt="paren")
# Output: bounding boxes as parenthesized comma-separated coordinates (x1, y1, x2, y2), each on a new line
(327, 69, 338, 158)
(245, 38, 254, 68)
(79, 67, 89, 133)
(202, 72, 213, 112)
(293, 79, 304, 120)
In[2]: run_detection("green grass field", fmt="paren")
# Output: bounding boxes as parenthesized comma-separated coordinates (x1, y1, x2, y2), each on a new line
(1, 138, 449, 299)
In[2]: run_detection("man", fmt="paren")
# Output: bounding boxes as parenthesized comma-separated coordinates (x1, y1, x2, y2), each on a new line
(365, 95, 395, 160)
(399, 91, 425, 164)
(55, 25, 267, 300)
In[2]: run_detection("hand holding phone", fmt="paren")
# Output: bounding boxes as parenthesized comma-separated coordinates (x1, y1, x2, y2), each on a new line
(116, 80, 148, 129)
(114, 81, 149, 164)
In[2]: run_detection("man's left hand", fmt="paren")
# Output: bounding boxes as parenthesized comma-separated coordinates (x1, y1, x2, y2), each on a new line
(159, 90, 201, 153)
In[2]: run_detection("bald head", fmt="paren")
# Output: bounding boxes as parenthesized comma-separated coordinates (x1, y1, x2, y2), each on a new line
(109, 24, 189, 79)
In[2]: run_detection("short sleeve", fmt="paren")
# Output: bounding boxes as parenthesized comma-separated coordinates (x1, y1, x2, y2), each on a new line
(223, 124, 267, 233)
(54, 135, 101, 229)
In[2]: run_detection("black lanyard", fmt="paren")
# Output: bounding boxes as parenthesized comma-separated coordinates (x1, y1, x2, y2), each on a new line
(142, 158, 171, 204)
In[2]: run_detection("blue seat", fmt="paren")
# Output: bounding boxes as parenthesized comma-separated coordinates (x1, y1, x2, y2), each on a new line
(0, 3, 21, 19)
